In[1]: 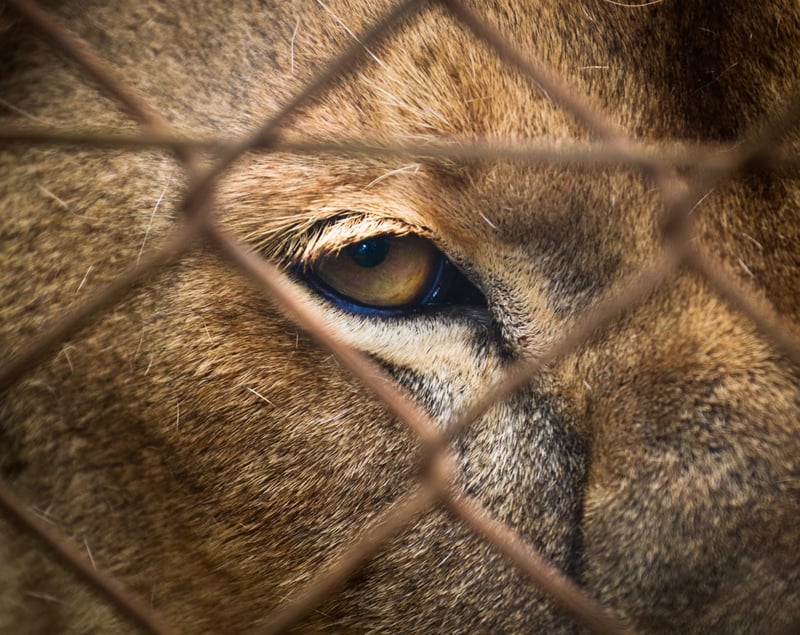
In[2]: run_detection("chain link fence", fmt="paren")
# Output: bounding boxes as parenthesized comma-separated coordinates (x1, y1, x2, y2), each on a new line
(0, 0, 799, 633)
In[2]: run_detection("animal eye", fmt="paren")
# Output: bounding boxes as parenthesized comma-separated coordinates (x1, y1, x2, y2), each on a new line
(304, 234, 486, 315)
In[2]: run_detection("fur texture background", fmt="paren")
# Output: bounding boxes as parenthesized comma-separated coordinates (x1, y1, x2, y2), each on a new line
(1, 1, 799, 632)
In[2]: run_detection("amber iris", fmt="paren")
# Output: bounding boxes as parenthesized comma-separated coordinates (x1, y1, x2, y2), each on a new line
(314, 235, 440, 308)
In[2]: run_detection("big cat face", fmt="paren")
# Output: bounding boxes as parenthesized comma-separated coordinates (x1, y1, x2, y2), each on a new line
(1, 1, 799, 634)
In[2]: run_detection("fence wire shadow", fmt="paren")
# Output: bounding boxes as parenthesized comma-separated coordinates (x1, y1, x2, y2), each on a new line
(1, 0, 799, 634)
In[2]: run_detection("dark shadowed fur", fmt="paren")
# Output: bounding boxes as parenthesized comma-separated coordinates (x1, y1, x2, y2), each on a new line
(1, 1, 799, 633)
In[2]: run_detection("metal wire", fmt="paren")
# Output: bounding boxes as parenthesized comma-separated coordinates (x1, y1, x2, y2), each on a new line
(0, 0, 798, 634)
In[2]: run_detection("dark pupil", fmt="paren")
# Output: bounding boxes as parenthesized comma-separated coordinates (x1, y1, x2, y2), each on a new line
(347, 237, 391, 268)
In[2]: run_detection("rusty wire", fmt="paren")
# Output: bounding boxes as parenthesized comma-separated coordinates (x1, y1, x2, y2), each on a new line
(0, 480, 177, 635)
(0, 0, 799, 634)
(0, 125, 754, 170)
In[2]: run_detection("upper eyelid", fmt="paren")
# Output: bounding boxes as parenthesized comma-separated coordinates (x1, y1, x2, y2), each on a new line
(285, 214, 434, 267)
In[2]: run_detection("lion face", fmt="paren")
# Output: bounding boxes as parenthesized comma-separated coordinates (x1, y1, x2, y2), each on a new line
(1, 1, 799, 633)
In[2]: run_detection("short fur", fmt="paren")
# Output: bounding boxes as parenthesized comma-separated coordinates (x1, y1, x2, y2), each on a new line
(1, 1, 799, 633)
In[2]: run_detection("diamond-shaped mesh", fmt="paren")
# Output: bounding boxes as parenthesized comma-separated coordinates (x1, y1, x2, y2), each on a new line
(0, 1, 798, 634)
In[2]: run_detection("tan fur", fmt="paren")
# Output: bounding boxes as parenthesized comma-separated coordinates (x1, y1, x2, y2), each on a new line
(1, 1, 799, 633)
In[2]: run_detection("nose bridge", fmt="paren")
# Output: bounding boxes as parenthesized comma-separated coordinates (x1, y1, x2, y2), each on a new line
(454, 381, 588, 581)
